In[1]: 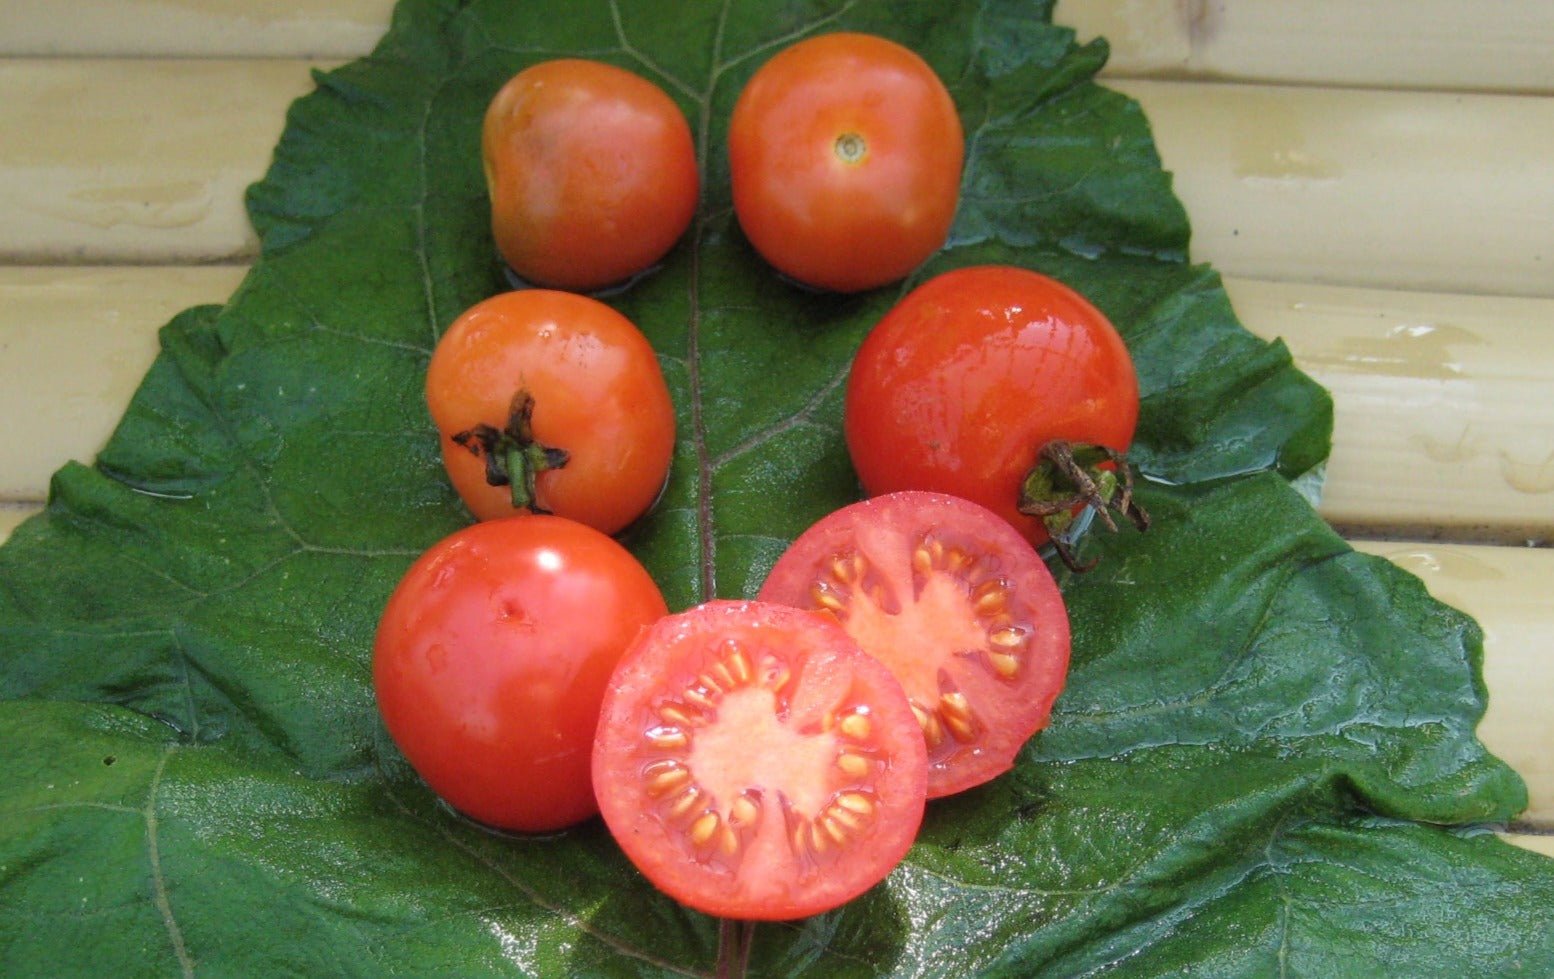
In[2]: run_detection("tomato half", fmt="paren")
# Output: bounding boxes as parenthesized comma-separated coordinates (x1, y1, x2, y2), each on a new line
(727, 32, 963, 293)
(592, 600, 926, 920)
(483, 58, 698, 292)
(426, 289, 675, 535)
(845, 265, 1141, 555)
(373, 516, 668, 833)
(757, 492, 1069, 798)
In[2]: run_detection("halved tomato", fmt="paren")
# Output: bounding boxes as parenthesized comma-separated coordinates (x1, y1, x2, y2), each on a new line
(592, 600, 926, 921)
(758, 492, 1070, 798)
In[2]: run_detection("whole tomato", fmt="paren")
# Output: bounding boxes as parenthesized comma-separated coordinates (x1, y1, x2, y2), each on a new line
(728, 32, 963, 293)
(426, 289, 675, 535)
(483, 58, 698, 292)
(373, 515, 668, 833)
(844, 265, 1146, 568)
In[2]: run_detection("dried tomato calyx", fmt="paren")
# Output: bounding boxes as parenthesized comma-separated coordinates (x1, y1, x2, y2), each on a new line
(1017, 440, 1149, 572)
(451, 390, 569, 513)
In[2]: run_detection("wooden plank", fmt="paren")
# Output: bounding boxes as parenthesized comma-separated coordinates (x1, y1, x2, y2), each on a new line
(1226, 278, 1554, 544)
(0, 59, 324, 264)
(0, 266, 247, 501)
(0, 0, 392, 58)
(1115, 79, 1554, 298)
(5, 0, 1552, 96)
(1057, 0, 1554, 94)
(5, 61, 1551, 299)
(3, 265, 1550, 546)
(1506, 833, 1554, 857)
(1355, 541, 1554, 826)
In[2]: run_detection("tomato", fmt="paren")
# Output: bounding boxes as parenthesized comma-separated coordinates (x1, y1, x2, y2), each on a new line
(592, 600, 926, 920)
(425, 289, 675, 535)
(757, 491, 1069, 798)
(844, 265, 1144, 565)
(483, 58, 698, 292)
(727, 32, 963, 293)
(373, 515, 668, 833)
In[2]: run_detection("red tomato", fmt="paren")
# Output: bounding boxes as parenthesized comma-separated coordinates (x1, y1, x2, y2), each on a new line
(758, 492, 1070, 798)
(425, 289, 675, 535)
(483, 58, 698, 292)
(592, 600, 926, 920)
(845, 265, 1141, 556)
(373, 516, 668, 833)
(728, 32, 963, 293)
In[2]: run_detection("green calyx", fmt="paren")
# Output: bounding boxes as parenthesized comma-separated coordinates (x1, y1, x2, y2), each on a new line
(451, 390, 569, 512)
(1018, 440, 1149, 572)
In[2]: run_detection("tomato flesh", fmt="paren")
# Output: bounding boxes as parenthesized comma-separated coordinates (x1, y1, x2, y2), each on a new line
(592, 600, 926, 920)
(758, 492, 1070, 798)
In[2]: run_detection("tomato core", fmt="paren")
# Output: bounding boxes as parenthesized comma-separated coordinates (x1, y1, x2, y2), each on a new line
(834, 132, 867, 165)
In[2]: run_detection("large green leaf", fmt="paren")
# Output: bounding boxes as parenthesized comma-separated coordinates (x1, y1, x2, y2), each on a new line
(2, 0, 1550, 974)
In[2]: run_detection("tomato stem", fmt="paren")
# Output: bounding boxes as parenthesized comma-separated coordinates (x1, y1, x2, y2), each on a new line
(451, 390, 569, 513)
(714, 918, 755, 979)
(1018, 440, 1149, 572)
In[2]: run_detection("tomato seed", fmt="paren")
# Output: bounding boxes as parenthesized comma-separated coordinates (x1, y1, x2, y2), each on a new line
(988, 625, 1026, 650)
(837, 750, 871, 777)
(659, 703, 697, 726)
(819, 813, 851, 846)
(972, 578, 1010, 615)
(724, 643, 754, 685)
(939, 691, 978, 743)
(834, 791, 875, 816)
(643, 760, 691, 797)
(666, 786, 703, 820)
(987, 650, 1021, 679)
(646, 725, 689, 750)
(839, 711, 871, 740)
(810, 582, 846, 613)
(729, 792, 761, 827)
(829, 553, 864, 584)
(689, 810, 721, 846)
(911, 542, 935, 576)
(719, 825, 741, 857)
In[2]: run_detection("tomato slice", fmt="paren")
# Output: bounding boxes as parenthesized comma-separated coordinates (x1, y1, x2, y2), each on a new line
(758, 491, 1071, 798)
(592, 600, 926, 921)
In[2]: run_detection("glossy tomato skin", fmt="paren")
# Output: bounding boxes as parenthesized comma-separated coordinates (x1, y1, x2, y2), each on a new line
(373, 516, 668, 833)
(483, 59, 698, 292)
(592, 600, 927, 920)
(758, 491, 1070, 797)
(426, 289, 675, 535)
(845, 265, 1139, 547)
(728, 32, 963, 293)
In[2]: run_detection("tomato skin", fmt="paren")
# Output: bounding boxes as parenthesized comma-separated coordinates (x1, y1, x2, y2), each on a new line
(728, 32, 963, 293)
(758, 491, 1070, 797)
(483, 58, 698, 292)
(373, 516, 668, 833)
(425, 289, 675, 535)
(844, 265, 1139, 547)
(592, 600, 927, 920)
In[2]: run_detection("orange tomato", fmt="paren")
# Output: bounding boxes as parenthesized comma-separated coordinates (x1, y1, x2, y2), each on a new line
(727, 33, 964, 293)
(426, 289, 675, 535)
(482, 59, 699, 292)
